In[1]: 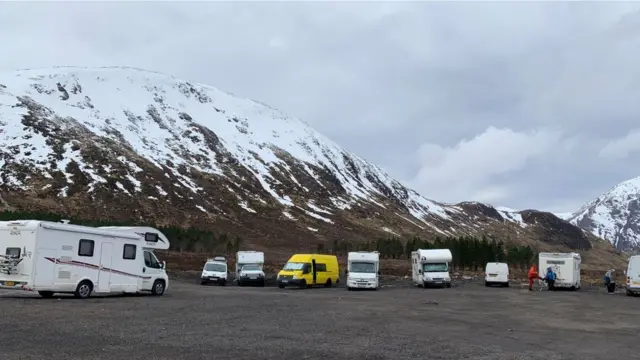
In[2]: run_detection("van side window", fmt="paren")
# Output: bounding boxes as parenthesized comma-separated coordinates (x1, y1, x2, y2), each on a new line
(5, 247, 20, 258)
(316, 263, 327, 272)
(123, 244, 136, 260)
(78, 239, 95, 257)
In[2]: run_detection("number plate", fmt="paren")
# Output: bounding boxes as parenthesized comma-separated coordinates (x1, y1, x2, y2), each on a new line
(282, 280, 288, 283)
(489, 274, 497, 277)
(5, 281, 14, 286)
(632, 281, 640, 286)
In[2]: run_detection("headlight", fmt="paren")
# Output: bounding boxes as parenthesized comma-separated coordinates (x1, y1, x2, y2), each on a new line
(292, 275, 299, 279)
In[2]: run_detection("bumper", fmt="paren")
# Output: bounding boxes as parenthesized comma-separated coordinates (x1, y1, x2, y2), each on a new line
(423, 280, 450, 287)
(201, 277, 227, 285)
(0, 280, 30, 290)
(277, 278, 305, 287)
(347, 281, 377, 289)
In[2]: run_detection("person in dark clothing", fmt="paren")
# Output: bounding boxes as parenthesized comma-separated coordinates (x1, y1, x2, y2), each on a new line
(544, 267, 556, 291)
(604, 269, 616, 294)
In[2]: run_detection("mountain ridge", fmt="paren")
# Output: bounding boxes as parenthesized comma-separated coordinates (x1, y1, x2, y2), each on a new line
(0, 66, 625, 268)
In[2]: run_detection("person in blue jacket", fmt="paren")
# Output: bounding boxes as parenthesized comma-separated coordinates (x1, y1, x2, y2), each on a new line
(544, 267, 556, 291)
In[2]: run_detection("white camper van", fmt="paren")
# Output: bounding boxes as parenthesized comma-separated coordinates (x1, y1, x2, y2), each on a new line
(0, 220, 170, 299)
(236, 251, 265, 286)
(538, 252, 581, 290)
(346, 251, 380, 290)
(484, 262, 509, 287)
(411, 249, 452, 288)
(200, 256, 229, 286)
(626, 255, 640, 296)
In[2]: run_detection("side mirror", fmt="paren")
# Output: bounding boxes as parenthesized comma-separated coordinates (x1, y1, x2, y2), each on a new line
(377, 271, 381, 275)
(418, 269, 423, 274)
(345, 270, 349, 274)
(160, 261, 166, 269)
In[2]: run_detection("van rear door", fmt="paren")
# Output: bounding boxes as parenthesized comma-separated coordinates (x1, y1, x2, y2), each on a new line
(629, 258, 640, 288)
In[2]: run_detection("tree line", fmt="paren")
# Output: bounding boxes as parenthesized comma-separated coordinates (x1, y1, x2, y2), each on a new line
(1, 211, 537, 269)
(0, 210, 242, 254)
(321, 235, 537, 270)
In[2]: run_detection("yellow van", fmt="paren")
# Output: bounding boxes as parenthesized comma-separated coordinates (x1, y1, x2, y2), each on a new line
(277, 254, 339, 289)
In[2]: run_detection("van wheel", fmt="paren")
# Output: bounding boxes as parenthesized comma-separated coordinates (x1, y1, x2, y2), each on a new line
(446, 283, 451, 288)
(151, 280, 165, 296)
(237, 281, 243, 287)
(324, 279, 332, 288)
(278, 284, 285, 289)
(74, 280, 93, 299)
(485, 281, 490, 287)
(504, 283, 510, 288)
(347, 287, 352, 291)
(260, 280, 265, 287)
(38, 291, 54, 298)
(570, 286, 576, 291)
(627, 289, 634, 297)
(299, 279, 308, 289)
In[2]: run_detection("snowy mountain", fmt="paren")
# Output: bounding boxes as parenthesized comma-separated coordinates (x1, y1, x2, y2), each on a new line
(569, 177, 640, 252)
(0, 66, 621, 263)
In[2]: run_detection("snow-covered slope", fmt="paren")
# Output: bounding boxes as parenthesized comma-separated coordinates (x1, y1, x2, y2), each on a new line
(0, 66, 616, 255)
(569, 177, 640, 251)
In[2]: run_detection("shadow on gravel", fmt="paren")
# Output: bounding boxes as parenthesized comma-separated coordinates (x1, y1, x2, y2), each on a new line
(0, 292, 167, 300)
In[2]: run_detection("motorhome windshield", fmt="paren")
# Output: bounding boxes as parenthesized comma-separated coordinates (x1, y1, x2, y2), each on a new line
(349, 262, 376, 273)
(282, 262, 306, 271)
(241, 264, 261, 271)
(204, 263, 226, 272)
(423, 263, 448, 272)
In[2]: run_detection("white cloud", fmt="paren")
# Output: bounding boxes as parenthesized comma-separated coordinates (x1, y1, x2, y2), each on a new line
(599, 129, 640, 159)
(411, 127, 564, 204)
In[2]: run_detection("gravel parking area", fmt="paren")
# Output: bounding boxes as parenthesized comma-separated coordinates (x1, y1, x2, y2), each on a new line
(1, 279, 638, 360)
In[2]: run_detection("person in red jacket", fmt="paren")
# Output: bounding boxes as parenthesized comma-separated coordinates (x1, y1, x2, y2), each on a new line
(528, 264, 539, 291)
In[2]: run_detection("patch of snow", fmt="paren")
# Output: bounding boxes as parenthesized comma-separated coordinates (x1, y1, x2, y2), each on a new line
(239, 201, 257, 213)
(283, 211, 297, 221)
(307, 227, 318, 232)
(381, 227, 400, 236)
(195, 205, 207, 213)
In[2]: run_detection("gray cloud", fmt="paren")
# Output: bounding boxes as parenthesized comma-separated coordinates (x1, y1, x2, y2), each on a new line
(2, 1, 640, 213)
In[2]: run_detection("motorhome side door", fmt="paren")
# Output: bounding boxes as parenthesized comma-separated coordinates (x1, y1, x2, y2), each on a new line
(97, 243, 113, 293)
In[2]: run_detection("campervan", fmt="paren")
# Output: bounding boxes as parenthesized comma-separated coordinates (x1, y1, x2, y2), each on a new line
(484, 262, 509, 287)
(236, 251, 265, 286)
(538, 252, 581, 290)
(200, 256, 229, 286)
(626, 255, 640, 296)
(276, 254, 339, 289)
(411, 249, 452, 288)
(346, 251, 380, 290)
(0, 220, 170, 299)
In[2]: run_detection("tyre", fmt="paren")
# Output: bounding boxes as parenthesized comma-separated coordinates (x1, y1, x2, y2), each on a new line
(446, 283, 451, 288)
(504, 282, 510, 288)
(570, 286, 576, 291)
(627, 289, 634, 297)
(260, 280, 265, 287)
(485, 281, 490, 287)
(237, 280, 243, 287)
(38, 291, 54, 298)
(278, 284, 285, 289)
(220, 280, 227, 286)
(299, 279, 308, 289)
(74, 280, 93, 299)
(347, 287, 352, 291)
(324, 279, 332, 288)
(151, 280, 165, 296)
(200, 281, 206, 286)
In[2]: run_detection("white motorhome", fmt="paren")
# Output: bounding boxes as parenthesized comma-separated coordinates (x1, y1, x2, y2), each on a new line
(0, 220, 170, 299)
(484, 262, 509, 287)
(236, 251, 265, 287)
(538, 252, 581, 290)
(411, 249, 452, 288)
(626, 255, 640, 296)
(346, 251, 380, 290)
(200, 256, 229, 286)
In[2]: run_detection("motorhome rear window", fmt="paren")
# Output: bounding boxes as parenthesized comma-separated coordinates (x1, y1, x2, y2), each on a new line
(78, 239, 95, 257)
(547, 260, 565, 265)
(5, 247, 20, 257)
(123, 244, 136, 260)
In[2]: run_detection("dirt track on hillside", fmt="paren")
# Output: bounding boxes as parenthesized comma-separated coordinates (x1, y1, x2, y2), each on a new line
(1, 278, 638, 360)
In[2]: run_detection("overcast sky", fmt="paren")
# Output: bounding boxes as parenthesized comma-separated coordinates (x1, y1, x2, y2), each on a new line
(2, 1, 640, 213)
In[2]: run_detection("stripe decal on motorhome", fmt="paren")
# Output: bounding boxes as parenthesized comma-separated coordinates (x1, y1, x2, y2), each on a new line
(44, 257, 152, 279)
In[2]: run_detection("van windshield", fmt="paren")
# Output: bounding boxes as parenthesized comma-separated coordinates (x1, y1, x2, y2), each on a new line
(282, 262, 306, 271)
(241, 264, 261, 271)
(423, 263, 448, 272)
(204, 263, 226, 272)
(350, 262, 376, 273)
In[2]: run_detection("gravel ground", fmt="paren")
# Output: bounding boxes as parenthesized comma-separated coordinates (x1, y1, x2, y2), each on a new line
(1, 279, 638, 360)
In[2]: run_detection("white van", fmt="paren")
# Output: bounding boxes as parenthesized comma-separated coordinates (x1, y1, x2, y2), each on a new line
(484, 262, 509, 287)
(200, 256, 229, 286)
(0, 220, 170, 298)
(538, 252, 581, 290)
(626, 255, 640, 296)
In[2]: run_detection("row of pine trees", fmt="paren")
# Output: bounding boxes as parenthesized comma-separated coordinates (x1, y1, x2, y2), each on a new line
(0, 210, 536, 269)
